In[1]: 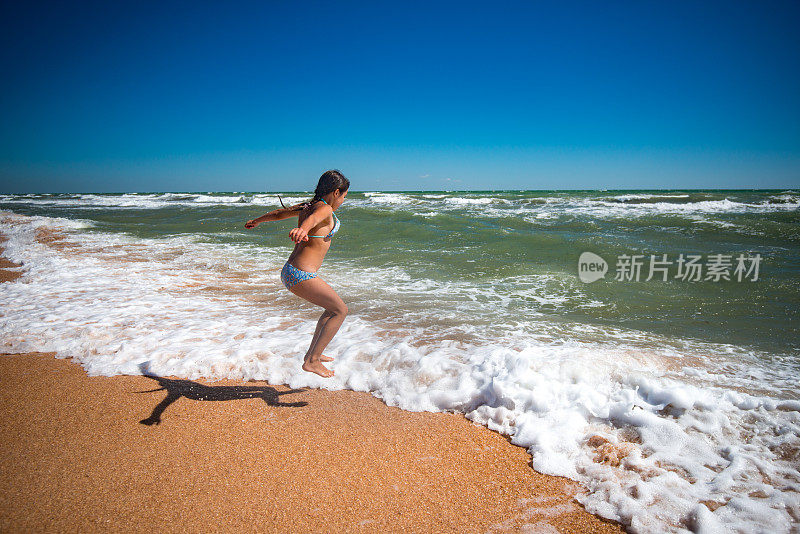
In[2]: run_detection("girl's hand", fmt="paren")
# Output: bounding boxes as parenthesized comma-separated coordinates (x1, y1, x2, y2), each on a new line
(289, 227, 309, 243)
(244, 219, 259, 229)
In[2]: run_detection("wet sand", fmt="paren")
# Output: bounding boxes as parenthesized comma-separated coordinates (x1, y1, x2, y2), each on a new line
(0, 243, 622, 533)
(0, 236, 20, 283)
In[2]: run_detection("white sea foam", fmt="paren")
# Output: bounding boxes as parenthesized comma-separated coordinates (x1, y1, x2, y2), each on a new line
(684, 215, 740, 230)
(362, 192, 420, 205)
(3, 192, 799, 221)
(542, 198, 800, 219)
(190, 194, 247, 204)
(611, 193, 692, 202)
(352, 192, 800, 223)
(251, 194, 310, 207)
(1, 211, 799, 533)
(769, 193, 800, 205)
(444, 196, 497, 205)
(0, 192, 303, 210)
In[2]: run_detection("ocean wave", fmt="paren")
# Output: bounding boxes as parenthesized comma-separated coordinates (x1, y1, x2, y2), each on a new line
(684, 215, 741, 230)
(3, 192, 799, 220)
(251, 194, 300, 206)
(609, 193, 692, 202)
(0, 192, 261, 209)
(444, 196, 497, 205)
(579, 198, 799, 215)
(768, 193, 800, 205)
(362, 192, 421, 205)
(353, 193, 800, 221)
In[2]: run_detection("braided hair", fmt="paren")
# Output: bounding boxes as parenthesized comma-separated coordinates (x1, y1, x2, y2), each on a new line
(278, 169, 350, 211)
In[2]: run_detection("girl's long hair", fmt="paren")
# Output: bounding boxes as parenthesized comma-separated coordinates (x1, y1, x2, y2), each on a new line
(278, 169, 350, 211)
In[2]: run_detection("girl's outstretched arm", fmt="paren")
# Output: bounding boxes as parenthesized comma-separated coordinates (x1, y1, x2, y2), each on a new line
(244, 205, 301, 228)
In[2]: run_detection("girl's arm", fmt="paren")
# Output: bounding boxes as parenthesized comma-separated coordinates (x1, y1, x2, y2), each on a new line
(244, 205, 302, 229)
(288, 203, 333, 243)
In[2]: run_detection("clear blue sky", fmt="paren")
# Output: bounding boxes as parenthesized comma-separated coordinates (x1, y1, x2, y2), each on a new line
(1, 1, 799, 193)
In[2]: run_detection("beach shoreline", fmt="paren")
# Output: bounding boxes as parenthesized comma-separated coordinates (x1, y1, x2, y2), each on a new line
(0, 242, 622, 533)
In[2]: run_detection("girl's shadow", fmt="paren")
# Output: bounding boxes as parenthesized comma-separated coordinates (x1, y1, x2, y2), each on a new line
(136, 363, 307, 426)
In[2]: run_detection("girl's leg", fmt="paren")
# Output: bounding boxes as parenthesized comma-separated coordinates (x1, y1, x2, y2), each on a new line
(289, 277, 348, 378)
(309, 310, 335, 362)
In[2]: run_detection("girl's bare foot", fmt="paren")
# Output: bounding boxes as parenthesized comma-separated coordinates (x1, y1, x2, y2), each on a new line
(320, 354, 334, 362)
(302, 360, 334, 378)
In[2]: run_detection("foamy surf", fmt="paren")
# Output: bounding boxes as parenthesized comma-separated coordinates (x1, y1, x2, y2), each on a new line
(1, 210, 798, 533)
(0, 192, 311, 210)
(4, 190, 799, 217)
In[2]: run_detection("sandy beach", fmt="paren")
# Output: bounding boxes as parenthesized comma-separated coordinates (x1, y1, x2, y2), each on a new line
(0, 245, 622, 533)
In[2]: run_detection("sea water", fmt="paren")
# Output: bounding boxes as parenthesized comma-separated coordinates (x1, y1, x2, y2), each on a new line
(1, 190, 798, 533)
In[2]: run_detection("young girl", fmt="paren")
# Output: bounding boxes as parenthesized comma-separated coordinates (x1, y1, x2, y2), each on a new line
(244, 170, 350, 378)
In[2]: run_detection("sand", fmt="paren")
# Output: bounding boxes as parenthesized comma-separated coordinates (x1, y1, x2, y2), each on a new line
(0, 242, 622, 533)
(0, 237, 20, 283)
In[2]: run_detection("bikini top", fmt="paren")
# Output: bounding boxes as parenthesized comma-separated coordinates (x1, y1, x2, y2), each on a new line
(309, 198, 340, 239)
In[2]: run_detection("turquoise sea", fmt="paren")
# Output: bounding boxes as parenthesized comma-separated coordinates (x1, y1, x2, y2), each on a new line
(3, 189, 798, 354)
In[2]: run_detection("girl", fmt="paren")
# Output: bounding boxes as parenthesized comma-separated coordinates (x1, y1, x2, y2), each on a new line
(244, 170, 350, 378)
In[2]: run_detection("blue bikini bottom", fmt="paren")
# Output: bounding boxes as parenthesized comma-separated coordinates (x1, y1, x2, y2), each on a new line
(281, 261, 317, 289)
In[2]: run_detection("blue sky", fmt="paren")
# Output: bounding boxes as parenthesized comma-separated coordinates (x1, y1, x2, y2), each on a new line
(1, 1, 798, 192)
